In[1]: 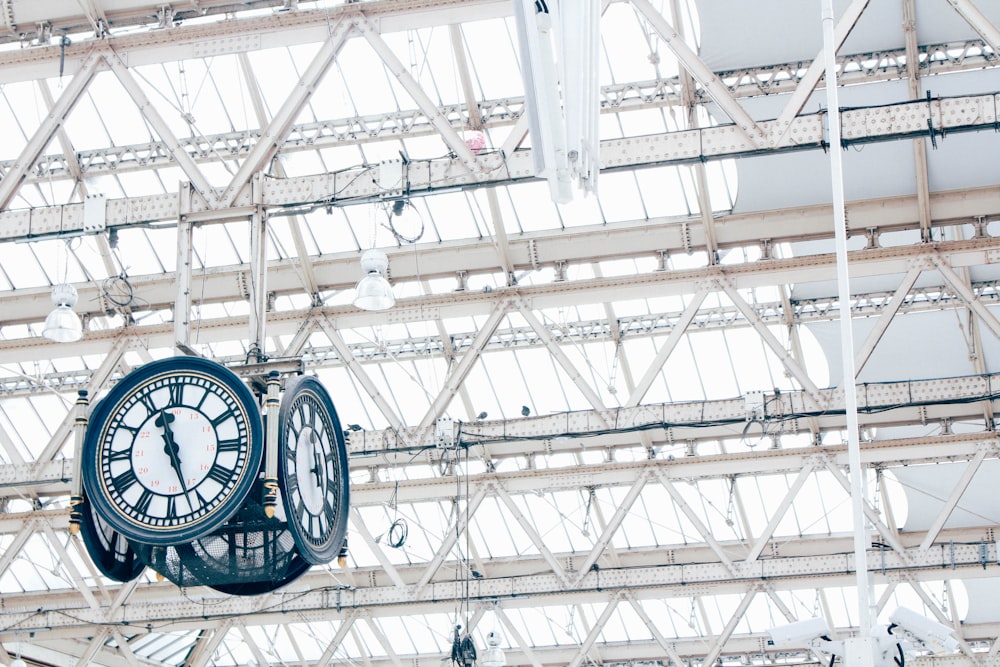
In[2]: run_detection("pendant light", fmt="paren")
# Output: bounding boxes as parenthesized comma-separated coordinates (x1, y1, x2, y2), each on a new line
(42, 282, 83, 342)
(353, 248, 395, 311)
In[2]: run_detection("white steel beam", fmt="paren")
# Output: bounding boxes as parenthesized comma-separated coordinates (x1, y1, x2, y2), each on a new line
(496, 606, 546, 667)
(15, 205, 1000, 334)
(933, 253, 1000, 342)
(314, 615, 357, 667)
(626, 288, 709, 407)
(720, 279, 824, 402)
(350, 506, 408, 592)
(316, 317, 408, 438)
(630, 0, 767, 149)
(704, 587, 759, 667)
(946, 0, 1000, 54)
(358, 20, 481, 175)
(105, 50, 219, 207)
(216, 16, 354, 209)
(5, 93, 999, 241)
(5, 385, 1000, 502)
(414, 298, 510, 435)
(0, 50, 101, 210)
(743, 459, 818, 564)
(33, 336, 128, 464)
(567, 595, 621, 667)
(772, 0, 871, 145)
(517, 303, 611, 425)
(2, 541, 997, 640)
(854, 266, 923, 377)
(495, 483, 571, 588)
(413, 483, 488, 592)
(918, 443, 990, 551)
(571, 471, 649, 585)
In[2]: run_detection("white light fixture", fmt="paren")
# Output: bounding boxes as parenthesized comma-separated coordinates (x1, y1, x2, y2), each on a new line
(353, 248, 395, 311)
(512, 0, 601, 203)
(42, 283, 83, 342)
(480, 631, 506, 667)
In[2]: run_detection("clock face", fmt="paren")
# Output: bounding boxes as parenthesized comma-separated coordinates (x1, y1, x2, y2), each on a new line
(82, 356, 263, 545)
(79, 497, 145, 583)
(278, 375, 350, 565)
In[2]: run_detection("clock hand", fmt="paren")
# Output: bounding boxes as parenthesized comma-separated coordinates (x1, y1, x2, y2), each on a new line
(155, 410, 193, 504)
(310, 432, 324, 487)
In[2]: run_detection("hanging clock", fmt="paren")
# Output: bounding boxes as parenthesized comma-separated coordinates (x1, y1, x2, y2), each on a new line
(79, 496, 145, 582)
(82, 356, 263, 545)
(278, 375, 350, 565)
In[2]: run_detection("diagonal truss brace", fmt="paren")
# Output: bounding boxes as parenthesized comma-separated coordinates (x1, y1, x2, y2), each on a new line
(517, 302, 612, 426)
(217, 15, 355, 209)
(317, 316, 409, 441)
(627, 288, 709, 407)
(413, 482, 489, 592)
(495, 482, 572, 588)
(720, 278, 824, 405)
(105, 49, 220, 207)
(358, 19, 482, 176)
(631, 0, 767, 149)
(572, 470, 650, 586)
(0, 50, 102, 210)
(415, 298, 511, 436)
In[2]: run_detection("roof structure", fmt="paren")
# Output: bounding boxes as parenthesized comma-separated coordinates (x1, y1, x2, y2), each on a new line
(1, 0, 1000, 665)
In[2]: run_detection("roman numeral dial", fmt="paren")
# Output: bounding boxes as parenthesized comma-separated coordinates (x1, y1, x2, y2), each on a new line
(277, 375, 350, 565)
(82, 357, 263, 546)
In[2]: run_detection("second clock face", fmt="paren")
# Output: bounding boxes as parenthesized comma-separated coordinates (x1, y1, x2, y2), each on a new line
(278, 375, 349, 565)
(83, 357, 263, 545)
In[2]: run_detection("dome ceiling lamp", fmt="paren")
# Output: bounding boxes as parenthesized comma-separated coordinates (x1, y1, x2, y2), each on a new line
(42, 282, 84, 342)
(353, 248, 395, 311)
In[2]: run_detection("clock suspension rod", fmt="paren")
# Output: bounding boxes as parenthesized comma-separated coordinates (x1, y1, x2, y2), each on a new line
(68, 390, 89, 534)
(263, 370, 281, 518)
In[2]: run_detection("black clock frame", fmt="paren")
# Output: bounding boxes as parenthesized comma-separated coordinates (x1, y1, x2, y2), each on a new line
(82, 356, 263, 545)
(277, 374, 350, 565)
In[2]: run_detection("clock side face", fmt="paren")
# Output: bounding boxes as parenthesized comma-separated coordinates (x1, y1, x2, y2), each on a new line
(83, 357, 263, 545)
(79, 497, 145, 583)
(278, 376, 349, 565)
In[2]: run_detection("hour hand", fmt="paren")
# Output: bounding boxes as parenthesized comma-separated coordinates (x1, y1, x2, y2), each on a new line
(155, 410, 187, 488)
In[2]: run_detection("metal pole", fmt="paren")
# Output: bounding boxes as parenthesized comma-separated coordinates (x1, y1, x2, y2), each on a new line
(68, 390, 89, 534)
(822, 0, 872, 637)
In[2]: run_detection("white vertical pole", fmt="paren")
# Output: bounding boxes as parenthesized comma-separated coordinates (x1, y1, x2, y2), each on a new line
(822, 0, 872, 638)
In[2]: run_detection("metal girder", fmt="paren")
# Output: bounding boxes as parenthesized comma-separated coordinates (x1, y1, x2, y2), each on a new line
(4, 90, 999, 239)
(7, 232, 1000, 371)
(946, 0, 1000, 55)
(566, 595, 621, 667)
(517, 303, 612, 425)
(743, 459, 818, 564)
(0, 1, 511, 79)
(4, 274, 1000, 396)
(4, 377, 1000, 502)
(358, 19, 481, 175)
(104, 49, 219, 207)
(627, 288, 709, 407)
(719, 278, 823, 402)
(1, 537, 998, 640)
(918, 443, 991, 551)
(216, 15, 354, 209)
(414, 298, 510, 436)
(0, 49, 101, 209)
(854, 266, 923, 377)
(772, 0, 871, 142)
(316, 317, 408, 437)
(495, 483, 572, 588)
(630, 0, 767, 149)
(4, 37, 995, 188)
